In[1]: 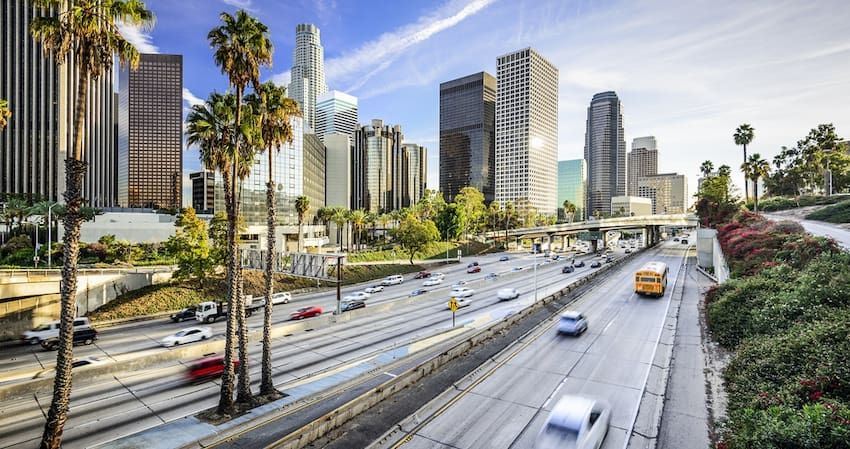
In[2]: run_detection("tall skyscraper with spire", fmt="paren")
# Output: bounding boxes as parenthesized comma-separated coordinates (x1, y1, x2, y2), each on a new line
(495, 48, 559, 215)
(289, 23, 328, 133)
(584, 91, 626, 217)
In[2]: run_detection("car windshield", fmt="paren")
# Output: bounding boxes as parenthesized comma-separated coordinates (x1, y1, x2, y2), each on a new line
(33, 324, 53, 331)
(295, 307, 310, 313)
(174, 330, 189, 337)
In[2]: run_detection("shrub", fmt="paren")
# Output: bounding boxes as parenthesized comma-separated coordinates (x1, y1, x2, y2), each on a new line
(806, 200, 850, 224)
(717, 401, 850, 449)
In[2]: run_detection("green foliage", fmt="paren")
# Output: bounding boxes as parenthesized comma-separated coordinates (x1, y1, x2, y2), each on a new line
(717, 401, 850, 449)
(806, 200, 850, 223)
(759, 195, 850, 212)
(435, 203, 464, 240)
(695, 173, 741, 227)
(390, 217, 440, 264)
(164, 208, 215, 288)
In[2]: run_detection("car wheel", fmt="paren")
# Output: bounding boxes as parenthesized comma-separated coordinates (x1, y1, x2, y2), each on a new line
(171, 318, 179, 323)
(29, 337, 40, 345)
(84, 338, 93, 345)
(206, 316, 215, 324)
(201, 335, 207, 340)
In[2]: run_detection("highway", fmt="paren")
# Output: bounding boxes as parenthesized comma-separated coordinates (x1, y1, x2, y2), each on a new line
(0, 246, 634, 449)
(369, 242, 686, 449)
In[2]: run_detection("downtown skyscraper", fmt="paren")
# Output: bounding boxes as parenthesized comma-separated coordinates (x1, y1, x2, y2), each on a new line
(289, 23, 328, 132)
(495, 48, 559, 214)
(118, 53, 183, 210)
(439, 72, 496, 203)
(584, 91, 626, 217)
(627, 136, 658, 196)
(1, 1, 117, 207)
(316, 90, 358, 141)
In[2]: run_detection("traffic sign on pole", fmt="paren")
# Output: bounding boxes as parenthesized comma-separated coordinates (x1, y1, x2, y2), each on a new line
(448, 297, 459, 326)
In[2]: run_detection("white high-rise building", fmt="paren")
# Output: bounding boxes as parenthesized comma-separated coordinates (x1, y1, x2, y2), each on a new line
(627, 136, 658, 196)
(495, 48, 559, 215)
(289, 23, 328, 132)
(316, 90, 358, 141)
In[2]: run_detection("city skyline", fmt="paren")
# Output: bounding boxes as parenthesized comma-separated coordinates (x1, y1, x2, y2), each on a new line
(106, 0, 850, 207)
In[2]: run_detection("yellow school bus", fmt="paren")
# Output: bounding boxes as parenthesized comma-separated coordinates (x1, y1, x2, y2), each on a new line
(634, 262, 669, 297)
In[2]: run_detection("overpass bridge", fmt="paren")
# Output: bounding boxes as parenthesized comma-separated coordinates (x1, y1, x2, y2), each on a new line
(484, 213, 700, 251)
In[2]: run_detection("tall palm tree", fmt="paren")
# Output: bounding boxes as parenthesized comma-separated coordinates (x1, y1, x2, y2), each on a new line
(317, 206, 335, 244)
(331, 207, 348, 249)
(349, 209, 367, 252)
(244, 81, 299, 396)
(699, 160, 714, 178)
(562, 200, 577, 223)
(0, 99, 10, 130)
(734, 124, 755, 201)
(29, 2, 153, 446)
(294, 196, 311, 252)
(208, 8, 272, 411)
(742, 153, 770, 214)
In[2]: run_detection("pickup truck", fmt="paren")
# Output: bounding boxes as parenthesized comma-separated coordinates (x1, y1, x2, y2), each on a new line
(40, 327, 99, 351)
(195, 296, 263, 323)
(21, 317, 92, 345)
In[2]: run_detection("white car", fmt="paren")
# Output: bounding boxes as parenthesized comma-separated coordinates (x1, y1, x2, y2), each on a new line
(430, 272, 445, 280)
(364, 285, 384, 294)
(271, 292, 291, 305)
(343, 291, 371, 301)
(497, 287, 520, 300)
(160, 326, 213, 347)
(452, 280, 468, 288)
(534, 395, 611, 449)
(450, 287, 475, 298)
(423, 277, 443, 286)
(381, 275, 404, 286)
(448, 296, 472, 309)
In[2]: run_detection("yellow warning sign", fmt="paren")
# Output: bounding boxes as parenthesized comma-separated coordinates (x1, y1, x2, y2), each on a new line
(448, 297, 459, 312)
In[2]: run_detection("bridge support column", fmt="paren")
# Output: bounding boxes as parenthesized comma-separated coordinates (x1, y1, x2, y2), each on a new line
(545, 235, 552, 251)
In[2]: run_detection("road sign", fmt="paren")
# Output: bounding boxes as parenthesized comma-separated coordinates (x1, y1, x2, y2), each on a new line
(448, 297, 459, 312)
(577, 231, 601, 240)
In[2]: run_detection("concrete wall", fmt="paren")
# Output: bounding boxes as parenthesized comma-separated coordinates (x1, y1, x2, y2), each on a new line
(76, 270, 173, 315)
(696, 228, 729, 283)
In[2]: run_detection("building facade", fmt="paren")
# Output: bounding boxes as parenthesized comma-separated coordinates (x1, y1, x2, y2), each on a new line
(584, 91, 626, 217)
(352, 120, 423, 213)
(611, 196, 652, 217)
(627, 136, 657, 196)
(1, 1, 116, 207)
(637, 173, 688, 214)
(288, 23, 328, 132)
(495, 48, 559, 215)
(401, 143, 427, 208)
(315, 90, 357, 141)
(439, 72, 496, 203)
(190, 171, 214, 214)
(557, 159, 586, 221)
(117, 53, 183, 210)
(324, 133, 351, 209)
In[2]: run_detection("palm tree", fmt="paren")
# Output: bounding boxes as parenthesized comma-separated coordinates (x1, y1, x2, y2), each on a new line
(294, 195, 311, 252)
(245, 81, 300, 396)
(29, 1, 153, 446)
(742, 153, 770, 214)
(562, 200, 577, 223)
(699, 160, 714, 178)
(331, 207, 348, 249)
(734, 124, 755, 201)
(208, 8, 272, 411)
(0, 99, 10, 130)
(317, 206, 335, 244)
(348, 209, 367, 252)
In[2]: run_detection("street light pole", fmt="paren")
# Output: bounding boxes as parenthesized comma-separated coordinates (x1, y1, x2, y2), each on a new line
(534, 249, 539, 302)
(47, 202, 59, 269)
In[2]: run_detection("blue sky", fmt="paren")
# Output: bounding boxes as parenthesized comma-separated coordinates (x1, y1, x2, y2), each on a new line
(121, 0, 850, 207)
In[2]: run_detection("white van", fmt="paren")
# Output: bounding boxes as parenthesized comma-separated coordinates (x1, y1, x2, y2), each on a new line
(21, 317, 92, 345)
(381, 274, 404, 286)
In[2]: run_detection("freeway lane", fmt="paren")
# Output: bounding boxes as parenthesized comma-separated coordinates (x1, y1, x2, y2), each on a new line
(369, 243, 685, 449)
(1, 250, 615, 448)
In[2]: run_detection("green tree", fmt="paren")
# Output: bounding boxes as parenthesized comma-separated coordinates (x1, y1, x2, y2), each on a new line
(317, 206, 335, 242)
(699, 160, 714, 178)
(695, 170, 741, 227)
(391, 216, 439, 264)
(29, 1, 154, 445)
(413, 189, 445, 221)
(208, 8, 272, 411)
(244, 81, 299, 396)
(734, 124, 755, 201)
(741, 153, 770, 214)
(0, 98, 10, 130)
(435, 203, 464, 240)
(562, 200, 577, 223)
(454, 186, 485, 236)
(348, 209, 367, 252)
(331, 207, 348, 249)
(165, 208, 214, 288)
(295, 195, 310, 252)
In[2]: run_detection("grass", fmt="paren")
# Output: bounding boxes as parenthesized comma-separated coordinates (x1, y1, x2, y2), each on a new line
(758, 194, 850, 212)
(805, 199, 850, 223)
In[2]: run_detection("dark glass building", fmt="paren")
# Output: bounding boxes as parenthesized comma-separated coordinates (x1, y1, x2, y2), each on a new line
(190, 171, 214, 214)
(117, 53, 183, 210)
(439, 72, 495, 203)
(584, 91, 626, 217)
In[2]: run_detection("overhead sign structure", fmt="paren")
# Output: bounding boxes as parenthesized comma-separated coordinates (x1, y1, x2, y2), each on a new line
(577, 231, 601, 240)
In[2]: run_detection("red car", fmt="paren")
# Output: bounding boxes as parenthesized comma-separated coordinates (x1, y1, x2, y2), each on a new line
(413, 271, 432, 279)
(290, 306, 323, 320)
(466, 262, 481, 273)
(186, 355, 240, 381)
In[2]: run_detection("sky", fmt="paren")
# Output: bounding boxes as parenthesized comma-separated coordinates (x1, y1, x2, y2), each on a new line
(121, 0, 850, 208)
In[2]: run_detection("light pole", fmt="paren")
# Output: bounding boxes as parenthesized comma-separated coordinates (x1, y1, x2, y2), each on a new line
(824, 148, 833, 196)
(47, 202, 60, 269)
(446, 224, 458, 262)
(533, 247, 539, 302)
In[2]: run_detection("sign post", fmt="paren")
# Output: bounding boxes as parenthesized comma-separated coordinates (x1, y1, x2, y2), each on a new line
(448, 297, 459, 327)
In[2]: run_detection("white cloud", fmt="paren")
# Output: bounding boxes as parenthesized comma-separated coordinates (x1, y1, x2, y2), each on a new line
(182, 88, 205, 107)
(118, 22, 158, 54)
(270, 70, 291, 88)
(273, 0, 496, 94)
(222, 0, 253, 9)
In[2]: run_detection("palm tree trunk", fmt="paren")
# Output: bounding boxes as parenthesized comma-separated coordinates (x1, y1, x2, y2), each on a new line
(753, 179, 759, 214)
(40, 69, 89, 449)
(743, 144, 749, 202)
(218, 167, 236, 415)
(260, 163, 276, 395)
(235, 256, 252, 404)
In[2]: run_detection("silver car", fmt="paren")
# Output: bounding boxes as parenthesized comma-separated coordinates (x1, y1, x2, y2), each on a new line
(534, 395, 611, 449)
(557, 311, 588, 335)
